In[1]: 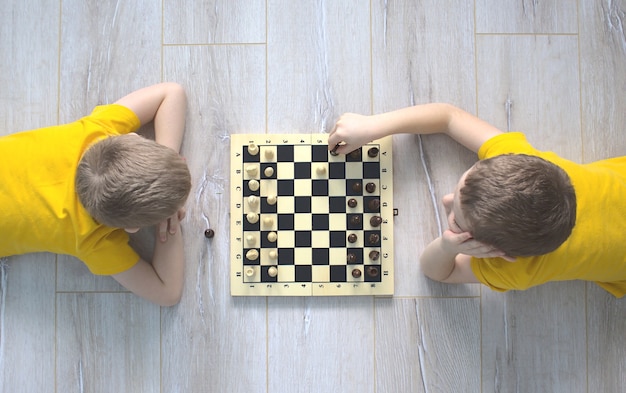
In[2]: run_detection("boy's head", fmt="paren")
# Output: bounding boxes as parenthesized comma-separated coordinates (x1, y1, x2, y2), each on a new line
(75, 134, 192, 229)
(456, 154, 576, 257)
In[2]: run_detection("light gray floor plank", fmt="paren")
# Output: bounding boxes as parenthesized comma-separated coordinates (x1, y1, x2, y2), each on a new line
(267, 0, 371, 134)
(164, 0, 266, 44)
(375, 297, 480, 393)
(476, 0, 578, 33)
(481, 284, 586, 393)
(56, 293, 160, 393)
(161, 45, 268, 393)
(372, 0, 479, 297)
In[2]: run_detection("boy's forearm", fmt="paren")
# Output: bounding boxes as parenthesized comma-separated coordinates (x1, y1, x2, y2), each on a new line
(151, 229, 185, 303)
(419, 237, 458, 282)
(153, 83, 187, 153)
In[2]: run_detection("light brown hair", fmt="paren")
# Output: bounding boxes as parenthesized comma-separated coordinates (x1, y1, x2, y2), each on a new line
(460, 154, 576, 257)
(76, 134, 191, 228)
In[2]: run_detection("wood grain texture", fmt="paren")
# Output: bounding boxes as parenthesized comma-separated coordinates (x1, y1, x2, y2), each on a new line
(164, 0, 266, 44)
(375, 298, 480, 393)
(481, 283, 586, 393)
(372, 0, 479, 297)
(476, 0, 578, 33)
(161, 45, 268, 393)
(56, 293, 160, 393)
(267, 0, 371, 134)
(579, 0, 626, 162)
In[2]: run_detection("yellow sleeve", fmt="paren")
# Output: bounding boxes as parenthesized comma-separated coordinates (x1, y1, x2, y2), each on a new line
(477, 132, 539, 160)
(78, 229, 141, 275)
(83, 104, 141, 136)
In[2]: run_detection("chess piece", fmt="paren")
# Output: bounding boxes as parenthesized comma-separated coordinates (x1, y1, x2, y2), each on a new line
(248, 179, 260, 192)
(368, 198, 380, 211)
(246, 234, 256, 245)
(347, 198, 358, 208)
(246, 212, 259, 224)
(245, 164, 258, 176)
(368, 233, 380, 245)
(369, 250, 380, 261)
(365, 182, 376, 193)
(267, 266, 278, 278)
(246, 249, 259, 260)
(264, 166, 274, 177)
(269, 250, 278, 260)
(347, 233, 358, 243)
(352, 268, 362, 278)
(248, 143, 259, 155)
(352, 182, 362, 193)
(316, 165, 326, 175)
(266, 195, 277, 205)
(204, 229, 215, 238)
(245, 267, 255, 277)
(347, 253, 357, 263)
(264, 149, 274, 159)
(267, 232, 278, 242)
(248, 195, 259, 207)
(263, 216, 274, 227)
(366, 266, 379, 277)
(349, 148, 361, 160)
(367, 147, 379, 158)
(370, 216, 382, 227)
(350, 215, 361, 226)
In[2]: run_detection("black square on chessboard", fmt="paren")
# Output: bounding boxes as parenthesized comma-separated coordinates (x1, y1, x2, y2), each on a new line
(277, 248, 294, 265)
(243, 248, 260, 265)
(346, 248, 364, 264)
(295, 231, 312, 247)
(312, 180, 328, 196)
(347, 213, 363, 230)
(277, 145, 294, 162)
(295, 265, 312, 282)
(364, 265, 382, 282)
(295, 196, 311, 213)
(312, 214, 329, 230)
(363, 162, 381, 178)
(364, 230, 382, 247)
(312, 248, 330, 265)
(328, 197, 346, 213)
(329, 231, 347, 247)
(261, 163, 277, 179)
(242, 146, 260, 162)
(261, 266, 278, 283)
(278, 214, 294, 230)
(311, 145, 329, 162)
(330, 265, 347, 282)
(294, 162, 311, 179)
(261, 197, 278, 213)
(278, 179, 294, 196)
(243, 218, 260, 232)
(363, 196, 380, 213)
(243, 182, 260, 197)
(329, 162, 345, 179)
(345, 179, 363, 196)
(345, 147, 362, 162)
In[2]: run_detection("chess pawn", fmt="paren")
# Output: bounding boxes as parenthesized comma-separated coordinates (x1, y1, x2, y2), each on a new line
(269, 250, 278, 260)
(264, 166, 274, 177)
(248, 143, 259, 155)
(267, 266, 278, 278)
(266, 195, 277, 205)
(264, 148, 274, 160)
(248, 179, 260, 192)
(246, 234, 256, 246)
(246, 212, 259, 224)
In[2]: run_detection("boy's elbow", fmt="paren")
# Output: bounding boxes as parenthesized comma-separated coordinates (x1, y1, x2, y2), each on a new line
(157, 289, 182, 307)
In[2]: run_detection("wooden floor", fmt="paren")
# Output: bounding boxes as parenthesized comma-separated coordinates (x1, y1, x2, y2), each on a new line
(1, 1, 625, 392)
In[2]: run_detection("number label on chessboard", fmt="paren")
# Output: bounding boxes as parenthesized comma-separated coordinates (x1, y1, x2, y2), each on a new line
(230, 134, 394, 296)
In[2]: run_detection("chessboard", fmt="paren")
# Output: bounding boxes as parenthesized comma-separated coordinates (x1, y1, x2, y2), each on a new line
(230, 134, 394, 296)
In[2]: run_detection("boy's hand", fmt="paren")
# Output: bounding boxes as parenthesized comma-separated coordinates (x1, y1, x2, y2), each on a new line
(441, 229, 511, 260)
(158, 207, 186, 243)
(328, 113, 382, 155)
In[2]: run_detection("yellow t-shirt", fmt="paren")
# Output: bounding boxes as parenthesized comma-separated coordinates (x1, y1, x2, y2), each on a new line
(470, 132, 626, 297)
(0, 104, 142, 275)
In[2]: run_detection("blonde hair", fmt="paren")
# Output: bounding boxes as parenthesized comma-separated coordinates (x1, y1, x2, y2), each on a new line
(460, 154, 576, 257)
(76, 134, 191, 228)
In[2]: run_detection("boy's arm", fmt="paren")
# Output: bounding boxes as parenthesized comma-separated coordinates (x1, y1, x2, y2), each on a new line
(420, 234, 480, 284)
(114, 82, 187, 152)
(112, 219, 185, 307)
(329, 103, 503, 154)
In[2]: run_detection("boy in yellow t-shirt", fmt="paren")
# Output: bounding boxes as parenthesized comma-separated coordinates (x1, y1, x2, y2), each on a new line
(0, 83, 191, 306)
(328, 103, 626, 297)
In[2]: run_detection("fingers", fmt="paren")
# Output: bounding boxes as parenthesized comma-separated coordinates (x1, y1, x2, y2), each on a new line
(158, 220, 169, 243)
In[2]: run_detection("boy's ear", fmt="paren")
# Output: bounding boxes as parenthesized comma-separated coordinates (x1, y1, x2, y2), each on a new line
(124, 228, 140, 233)
(502, 255, 517, 263)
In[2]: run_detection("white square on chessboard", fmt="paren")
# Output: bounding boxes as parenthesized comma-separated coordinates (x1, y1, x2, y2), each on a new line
(294, 214, 312, 230)
(312, 266, 330, 282)
(243, 266, 260, 283)
(311, 231, 330, 247)
(345, 162, 363, 178)
(328, 214, 347, 230)
(260, 248, 279, 265)
(276, 162, 294, 178)
(311, 197, 329, 214)
(277, 265, 295, 282)
(260, 179, 277, 196)
(277, 231, 295, 248)
(276, 197, 294, 213)
(294, 248, 312, 264)
(328, 179, 345, 195)
(260, 146, 277, 163)
(293, 145, 312, 161)
(293, 179, 312, 195)
(329, 249, 347, 265)
(328, 151, 346, 162)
